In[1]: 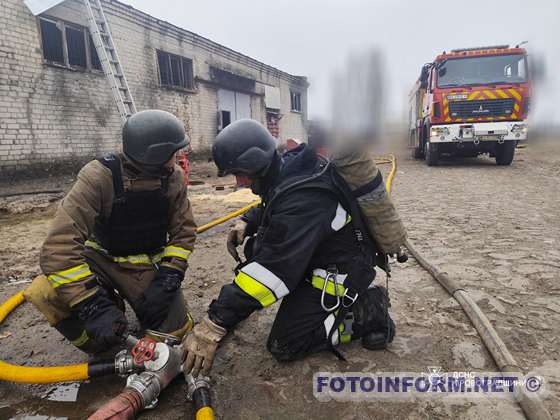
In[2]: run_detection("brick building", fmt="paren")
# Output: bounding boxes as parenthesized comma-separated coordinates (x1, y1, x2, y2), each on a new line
(0, 0, 309, 174)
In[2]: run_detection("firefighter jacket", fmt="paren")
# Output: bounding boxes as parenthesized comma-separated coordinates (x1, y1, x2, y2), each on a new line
(208, 145, 366, 329)
(40, 153, 197, 307)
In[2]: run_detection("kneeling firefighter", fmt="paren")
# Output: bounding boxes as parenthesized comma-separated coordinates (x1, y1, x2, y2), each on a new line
(182, 119, 399, 378)
(26, 110, 197, 354)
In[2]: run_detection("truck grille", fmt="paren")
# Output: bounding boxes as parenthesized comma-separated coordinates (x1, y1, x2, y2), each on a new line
(448, 99, 515, 119)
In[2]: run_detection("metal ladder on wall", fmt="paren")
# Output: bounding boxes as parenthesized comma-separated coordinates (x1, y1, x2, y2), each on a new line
(83, 0, 136, 123)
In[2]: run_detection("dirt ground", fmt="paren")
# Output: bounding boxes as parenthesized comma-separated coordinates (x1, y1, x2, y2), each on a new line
(0, 142, 559, 419)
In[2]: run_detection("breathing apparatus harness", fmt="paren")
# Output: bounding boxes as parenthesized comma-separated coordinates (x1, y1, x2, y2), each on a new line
(248, 158, 393, 360)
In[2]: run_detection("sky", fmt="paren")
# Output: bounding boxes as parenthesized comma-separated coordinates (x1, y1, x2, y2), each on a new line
(124, 0, 559, 125)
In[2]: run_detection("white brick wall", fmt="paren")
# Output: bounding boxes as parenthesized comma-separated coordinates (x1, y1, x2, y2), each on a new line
(0, 0, 308, 174)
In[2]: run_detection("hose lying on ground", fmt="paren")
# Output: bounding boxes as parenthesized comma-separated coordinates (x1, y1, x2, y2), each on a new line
(405, 239, 552, 420)
(0, 293, 115, 384)
(0, 156, 398, 384)
(0, 153, 546, 419)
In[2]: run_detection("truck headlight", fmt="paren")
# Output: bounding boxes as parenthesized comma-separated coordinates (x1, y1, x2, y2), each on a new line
(511, 124, 528, 134)
(431, 127, 450, 137)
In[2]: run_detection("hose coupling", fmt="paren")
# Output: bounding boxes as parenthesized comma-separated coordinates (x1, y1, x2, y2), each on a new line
(115, 349, 142, 377)
(185, 374, 211, 401)
(126, 371, 161, 409)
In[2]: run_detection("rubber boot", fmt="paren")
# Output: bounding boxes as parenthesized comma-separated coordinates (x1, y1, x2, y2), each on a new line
(349, 286, 395, 350)
(361, 317, 395, 350)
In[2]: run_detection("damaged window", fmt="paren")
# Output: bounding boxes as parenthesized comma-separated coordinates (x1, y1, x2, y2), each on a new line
(39, 16, 100, 71)
(40, 19, 64, 64)
(89, 35, 102, 71)
(66, 25, 87, 67)
(291, 91, 302, 112)
(157, 50, 195, 90)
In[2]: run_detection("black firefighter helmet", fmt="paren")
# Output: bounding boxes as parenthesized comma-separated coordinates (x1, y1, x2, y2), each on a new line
(212, 119, 277, 177)
(123, 110, 189, 166)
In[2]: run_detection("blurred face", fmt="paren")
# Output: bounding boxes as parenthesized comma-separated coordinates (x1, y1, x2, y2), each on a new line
(235, 174, 252, 188)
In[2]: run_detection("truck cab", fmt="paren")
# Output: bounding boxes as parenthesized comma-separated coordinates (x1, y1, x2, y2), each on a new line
(409, 45, 530, 166)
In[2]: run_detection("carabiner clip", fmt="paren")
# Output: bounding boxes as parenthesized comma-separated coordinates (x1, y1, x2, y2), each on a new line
(342, 289, 359, 308)
(320, 270, 341, 312)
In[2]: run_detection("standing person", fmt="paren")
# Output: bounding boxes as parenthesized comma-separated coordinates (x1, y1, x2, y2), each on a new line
(182, 119, 395, 378)
(25, 110, 196, 354)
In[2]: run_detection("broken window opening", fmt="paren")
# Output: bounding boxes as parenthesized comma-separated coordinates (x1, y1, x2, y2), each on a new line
(157, 50, 171, 85)
(40, 18, 64, 64)
(66, 25, 87, 67)
(39, 16, 100, 72)
(182, 58, 194, 90)
(221, 110, 231, 130)
(157, 50, 195, 90)
(89, 35, 102, 70)
(170, 55, 182, 87)
(290, 91, 302, 112)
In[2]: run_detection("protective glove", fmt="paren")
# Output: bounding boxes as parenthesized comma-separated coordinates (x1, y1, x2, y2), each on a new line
(227, 220, 248, 262)
(136, 266, 184, 330)
(182, 317, 227, 377)
(74, 288, 127, 348)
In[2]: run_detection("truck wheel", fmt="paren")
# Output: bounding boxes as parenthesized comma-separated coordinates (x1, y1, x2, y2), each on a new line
(495, 141, 516, 165)
(411, 131, 423, 159)
(425, 141, 439, 166)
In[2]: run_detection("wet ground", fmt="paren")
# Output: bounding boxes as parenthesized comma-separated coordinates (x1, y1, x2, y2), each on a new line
(0, 143, 559, 419)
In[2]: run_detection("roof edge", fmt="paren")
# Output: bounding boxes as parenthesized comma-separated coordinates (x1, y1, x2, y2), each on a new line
(102, 0, 308, 85)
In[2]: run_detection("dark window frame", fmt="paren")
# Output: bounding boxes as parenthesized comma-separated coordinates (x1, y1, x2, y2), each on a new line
(38, 16, 102, 73)
(157, 50, 195, 92)
(290, 90, 302, 113)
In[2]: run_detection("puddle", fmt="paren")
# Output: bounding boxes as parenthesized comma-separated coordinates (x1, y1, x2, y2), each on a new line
(42, 383, 80, 402)
(0, 376, 125, 419)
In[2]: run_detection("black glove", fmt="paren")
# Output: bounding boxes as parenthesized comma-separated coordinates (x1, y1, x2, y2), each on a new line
(136, 266, 184, 330)
(74, 288, 127, 348)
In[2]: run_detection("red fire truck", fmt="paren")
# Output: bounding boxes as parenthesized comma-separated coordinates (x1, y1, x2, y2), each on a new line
(409, 45, 530, 166)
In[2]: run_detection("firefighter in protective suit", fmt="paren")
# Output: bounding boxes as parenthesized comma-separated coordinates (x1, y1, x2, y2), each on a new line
(182, 119, 395, 378)
(26, 110, 196, 354)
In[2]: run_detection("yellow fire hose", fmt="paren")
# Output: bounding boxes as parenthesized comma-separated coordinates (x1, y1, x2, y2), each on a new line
(196, 200, 261, 234)
(0, 292, 90, 383)
(194, 154, 398, 234)
(2, 154, 550, 419)
(0, 155, 397, 384)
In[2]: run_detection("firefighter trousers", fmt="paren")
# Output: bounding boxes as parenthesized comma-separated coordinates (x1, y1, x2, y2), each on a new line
(266, 280, 393, 361)
(52, 248, 192, 354)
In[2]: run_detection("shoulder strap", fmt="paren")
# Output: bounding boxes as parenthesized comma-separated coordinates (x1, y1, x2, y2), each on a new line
(351, 170, 383, 198)
(263, 164, 380, 267)
(160, 175, 169, 194)
(97, 153, 124, 201)
(261, 161, 332, 224)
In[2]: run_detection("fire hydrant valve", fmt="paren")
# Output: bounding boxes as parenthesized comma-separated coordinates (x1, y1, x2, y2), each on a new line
(144, 343, 170, 372)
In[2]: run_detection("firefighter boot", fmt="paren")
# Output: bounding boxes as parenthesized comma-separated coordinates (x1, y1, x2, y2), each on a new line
(350, 286, 395, 350)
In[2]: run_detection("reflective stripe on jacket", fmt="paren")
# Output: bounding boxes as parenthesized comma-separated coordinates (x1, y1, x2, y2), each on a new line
(40, 155, 196, 307)
(208, 145, 363, 329)
(84, 240, 191, 266)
